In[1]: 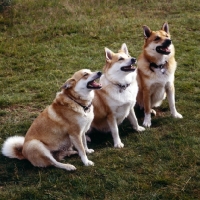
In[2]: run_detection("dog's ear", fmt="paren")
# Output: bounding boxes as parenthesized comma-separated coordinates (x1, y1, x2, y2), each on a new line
(121, 43, 129, 56)
(105, 47, 113, 62)
(61, 78, 75, 90)
(161, 22, 169, 34)
(143, 25, 151, 38)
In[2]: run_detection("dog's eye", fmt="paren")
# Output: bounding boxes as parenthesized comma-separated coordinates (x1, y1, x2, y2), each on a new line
(118, 57, 124, 61)
(154, 36, 160, 41)
(83, 73, 89, 78)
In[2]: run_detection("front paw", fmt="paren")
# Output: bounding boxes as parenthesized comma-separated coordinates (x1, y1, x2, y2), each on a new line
(143, 113, 151, 127)
(143, 119, 151, 127)
(114, 142, 124, 148)
(64, 164, 77, 171)
(86, 148, 94, 154)
(84, 160, 94, 166)
(172, 112, 183, 119)
(136, 126, 145, 132)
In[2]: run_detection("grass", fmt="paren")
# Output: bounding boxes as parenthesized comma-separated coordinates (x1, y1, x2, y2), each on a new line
(0, 0, 200, 199)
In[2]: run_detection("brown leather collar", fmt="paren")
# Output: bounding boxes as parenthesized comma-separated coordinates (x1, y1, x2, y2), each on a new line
(67, 96, 92, 112)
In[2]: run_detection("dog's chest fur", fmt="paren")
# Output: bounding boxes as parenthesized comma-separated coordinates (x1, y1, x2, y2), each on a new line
(149, 68, 174, 88)
(102, 76, 138, 124)
(75, 107, 94, 134)
(47, 99, 94, 136)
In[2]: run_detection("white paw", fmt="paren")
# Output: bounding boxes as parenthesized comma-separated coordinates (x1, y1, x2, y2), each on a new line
(136, 126, 145, 132)
(172, 112, 183, 119)
(86, 148, 94, 154)
(151, 109, 156, 116)
(143, 113, 151, 127)
(84, 160, 94, 166)
(114, 142, 124, 148)
(65, 164, 76, 171)
(143, 119, 151, 127)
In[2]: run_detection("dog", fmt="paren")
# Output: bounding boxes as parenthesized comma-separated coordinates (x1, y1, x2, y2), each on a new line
(136, 22, 183, 127)
(90, 43, 145, 148)
(2, 69, 102, 171)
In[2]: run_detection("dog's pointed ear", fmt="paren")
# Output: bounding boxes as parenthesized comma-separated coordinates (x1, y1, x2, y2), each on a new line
(143, 25, 151, 38)
(121, 43, 129, 55)
(161, 22, 169, 34)
(61, 78, 75, 90)
(105, 47, 113, 62)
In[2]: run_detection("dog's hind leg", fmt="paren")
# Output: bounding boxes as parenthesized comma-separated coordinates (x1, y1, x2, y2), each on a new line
(53, 148, 78, 161)
(23, 140, 76, 171)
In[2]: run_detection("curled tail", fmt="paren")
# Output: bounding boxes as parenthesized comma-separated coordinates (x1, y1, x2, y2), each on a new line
(2, 136, 25, 160)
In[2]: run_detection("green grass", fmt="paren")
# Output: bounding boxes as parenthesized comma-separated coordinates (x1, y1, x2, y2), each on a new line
(0, 0, 200, 199)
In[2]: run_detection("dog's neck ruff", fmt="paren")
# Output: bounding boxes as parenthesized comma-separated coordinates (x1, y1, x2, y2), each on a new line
(67, 96, 92, 112)
(149, 61, 167, 74)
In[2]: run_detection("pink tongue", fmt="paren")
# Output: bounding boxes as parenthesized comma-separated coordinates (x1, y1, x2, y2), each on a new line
(91, 81, 101, 87)
(162, 47, 170, 52)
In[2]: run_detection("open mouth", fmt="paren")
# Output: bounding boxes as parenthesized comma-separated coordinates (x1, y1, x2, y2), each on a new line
(87, 80, 102, 89)
(87, 74, 102, 89)
(156, 46, 171, 55)
(121, 65, 136, 72)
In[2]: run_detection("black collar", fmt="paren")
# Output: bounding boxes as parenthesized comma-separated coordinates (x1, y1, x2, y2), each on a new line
(104, 74, 130, 92)
(117, 83, 130, 93)
(149, 61, 167, 73)
(67, 96, 92, 112)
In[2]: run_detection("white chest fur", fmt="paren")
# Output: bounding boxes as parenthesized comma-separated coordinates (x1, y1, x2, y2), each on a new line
(104, 82, 138, 125)
(76, 106, 94, 134)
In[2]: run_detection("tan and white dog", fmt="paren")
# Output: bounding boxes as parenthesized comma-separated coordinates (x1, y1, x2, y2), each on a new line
(90, 43, 145, 148)
(137, 22, 183, 127)
(2, 69, 102, 170)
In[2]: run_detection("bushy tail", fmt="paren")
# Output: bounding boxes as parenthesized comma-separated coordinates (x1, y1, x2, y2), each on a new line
(2, 136, 25, 160)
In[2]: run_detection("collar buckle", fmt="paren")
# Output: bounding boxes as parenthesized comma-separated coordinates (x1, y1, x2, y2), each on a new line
(118, 84, 130, 93)
(149, 61, 167, 74)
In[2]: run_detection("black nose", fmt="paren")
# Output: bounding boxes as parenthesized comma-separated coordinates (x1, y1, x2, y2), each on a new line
(131, 58, 137, 64)
(97, 71, 102, 77)
(164, 39, 172, 46)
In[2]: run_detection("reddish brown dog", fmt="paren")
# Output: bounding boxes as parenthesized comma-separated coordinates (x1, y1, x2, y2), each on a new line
(137, 22, 183, 127)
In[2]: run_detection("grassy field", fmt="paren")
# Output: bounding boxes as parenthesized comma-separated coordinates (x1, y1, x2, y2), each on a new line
(0, 0, 200, 199)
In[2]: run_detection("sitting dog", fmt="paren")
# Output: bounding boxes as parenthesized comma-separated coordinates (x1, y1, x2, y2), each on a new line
(2, 69, 102, 170)
(136, 22, 183, 127)
(90, 43, 145, 148)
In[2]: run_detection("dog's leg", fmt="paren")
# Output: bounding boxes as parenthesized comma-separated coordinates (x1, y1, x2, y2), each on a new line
(128, 108, 145, 131)
(143, 91, 152, 127)
(82, 133, 94, 154)
(166, 83, 183, 118)
(23, 140, 76, 171)
(55, 148, 78, 161)
(107, 115, 124, 148)
(69, 135, 94, 166)
(53, 137, 78, 160)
